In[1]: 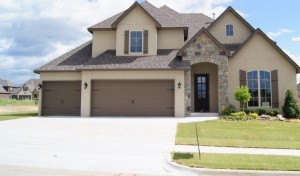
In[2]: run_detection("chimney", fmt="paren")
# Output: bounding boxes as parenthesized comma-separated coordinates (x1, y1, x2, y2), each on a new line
(213, 13, 215, 20)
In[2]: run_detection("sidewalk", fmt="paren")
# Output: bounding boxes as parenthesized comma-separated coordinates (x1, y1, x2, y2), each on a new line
(174, 145, 300, 156)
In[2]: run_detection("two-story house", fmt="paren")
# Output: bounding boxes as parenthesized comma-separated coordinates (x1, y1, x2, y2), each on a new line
(16, 79, 41, 100)
(35, 1, 299, 117)
(0, 78, 18, 99)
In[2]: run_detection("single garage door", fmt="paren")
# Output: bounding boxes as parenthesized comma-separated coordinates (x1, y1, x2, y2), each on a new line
(42, 81, 81, 116)
(91, 80, 174, 116)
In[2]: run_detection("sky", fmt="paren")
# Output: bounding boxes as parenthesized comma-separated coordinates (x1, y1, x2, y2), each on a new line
(0, 0, 300, 86)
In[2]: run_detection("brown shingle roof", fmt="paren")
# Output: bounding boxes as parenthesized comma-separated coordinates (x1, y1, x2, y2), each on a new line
(159, 5, 212, 43)
(34, 42, 189, 73)
(88, 1, 188, 33)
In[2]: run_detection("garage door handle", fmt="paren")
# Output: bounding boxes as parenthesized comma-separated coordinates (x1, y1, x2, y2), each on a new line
(131, 100, 135, 104)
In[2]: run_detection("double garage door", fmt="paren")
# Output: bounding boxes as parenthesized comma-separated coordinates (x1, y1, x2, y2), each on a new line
(42, 80, 174, 117)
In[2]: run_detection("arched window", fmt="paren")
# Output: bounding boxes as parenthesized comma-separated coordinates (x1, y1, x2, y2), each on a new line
(226, 24, 234, 36)
(247, 70, 271, 107)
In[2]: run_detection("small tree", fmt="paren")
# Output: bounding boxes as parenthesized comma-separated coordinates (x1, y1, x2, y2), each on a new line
(234, 86, 251, 111)
(282, 90, 300, 118)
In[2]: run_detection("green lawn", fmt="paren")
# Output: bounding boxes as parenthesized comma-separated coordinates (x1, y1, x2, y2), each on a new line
(172, 152, 300, 171)
(0, 112, 37, 121)
(0, 98, 37, 106)
(176, 120, 300, 149)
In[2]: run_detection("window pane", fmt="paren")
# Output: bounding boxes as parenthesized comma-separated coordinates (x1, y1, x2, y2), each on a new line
(266, 80, 270, 89)
(247, 72, 253, 79)
(202, 77, 206, 83)
(253, 89, 258, 97)
(137, 38, 142, 45)
(266, 89, 271, 97)
(260, 80, 265, 88)
(253, 80, 258, 88)
(130, 31, 142, 53)
(137, 31, 142, 38)
(253, 71, 258, 79)
(261, 89, 266, 97)
(131, 38, 137, 45)
(197, 77, 202, 83)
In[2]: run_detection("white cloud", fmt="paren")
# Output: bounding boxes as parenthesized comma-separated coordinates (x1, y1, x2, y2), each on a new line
(267, 28, 294, 39)
(292, 37, 300, 42)
(0, 0, 235, 85)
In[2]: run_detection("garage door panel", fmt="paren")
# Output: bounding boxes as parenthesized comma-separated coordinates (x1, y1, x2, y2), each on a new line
(42, 81, 81, 116)
(91, 80, 174, 116)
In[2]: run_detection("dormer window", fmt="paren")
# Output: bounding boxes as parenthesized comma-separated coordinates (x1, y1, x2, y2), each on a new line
(23, 87, 28, 91)
(130, 31, 143, 53)
(226, 24, 234, 36)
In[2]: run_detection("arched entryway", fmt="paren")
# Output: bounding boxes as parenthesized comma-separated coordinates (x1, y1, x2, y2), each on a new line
(191, 62, 218, 112)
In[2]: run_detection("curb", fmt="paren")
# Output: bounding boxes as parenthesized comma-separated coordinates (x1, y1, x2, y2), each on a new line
(166, 154, 300, 176)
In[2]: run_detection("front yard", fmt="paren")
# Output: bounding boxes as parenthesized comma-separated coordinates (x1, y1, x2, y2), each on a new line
(172, 152, 300, 171)
(176, 120, 300, 149)
(0, 112, 37, 121)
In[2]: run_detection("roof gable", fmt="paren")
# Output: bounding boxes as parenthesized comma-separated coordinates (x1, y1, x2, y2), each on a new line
(88, 1, 188, 33)
(177, 27, 230, 56)
(231, 28, 300, 73)
(207, 6, 255, 32)
(111, 2, 161, 28)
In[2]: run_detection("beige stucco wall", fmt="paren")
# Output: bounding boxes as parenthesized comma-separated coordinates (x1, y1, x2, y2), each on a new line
(116, 5, 157, 56)
(229, 33, 297, 111)
(38, 72, 82, 116)
(92, 31, 116, 57)
(208, 11, 252, 44)
(157, 29, 184, 49)
(81, 70, 185, 117)
(191, 63, 218, 112)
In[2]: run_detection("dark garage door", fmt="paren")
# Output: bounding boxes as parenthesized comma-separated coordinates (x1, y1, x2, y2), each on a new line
(42, 81, 81, 116)
(91, 80, 174, 116)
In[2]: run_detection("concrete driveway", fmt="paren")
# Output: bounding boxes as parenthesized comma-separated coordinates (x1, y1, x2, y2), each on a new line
(0, 117, 179, 175)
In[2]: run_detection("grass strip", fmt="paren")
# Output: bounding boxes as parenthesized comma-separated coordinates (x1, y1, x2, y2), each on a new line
(173, 152, 300, 171)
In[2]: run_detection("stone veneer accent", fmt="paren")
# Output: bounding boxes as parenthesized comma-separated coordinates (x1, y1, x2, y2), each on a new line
(182, 33, 229, 115)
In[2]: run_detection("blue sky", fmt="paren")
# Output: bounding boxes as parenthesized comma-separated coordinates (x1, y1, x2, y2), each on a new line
(0, 0, 299, 85)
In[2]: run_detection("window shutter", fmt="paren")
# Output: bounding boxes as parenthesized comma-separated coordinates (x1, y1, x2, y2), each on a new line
(239, 70, 246, 86)
(271, 70, 279, 108)
(124, 30, 129, 54)
(143, 30, 148, 54)
(239, 70, 247, 109)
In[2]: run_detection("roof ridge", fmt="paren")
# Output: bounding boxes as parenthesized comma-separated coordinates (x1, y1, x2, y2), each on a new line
(140, 1, 187, 27)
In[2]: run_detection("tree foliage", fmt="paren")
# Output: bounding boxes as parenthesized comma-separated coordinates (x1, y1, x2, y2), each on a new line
(234, 86, 251, 111)
(282, 90, 300, 118)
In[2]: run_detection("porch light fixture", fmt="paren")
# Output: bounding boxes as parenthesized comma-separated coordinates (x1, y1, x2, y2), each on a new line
(84, 82, 88, 89)
(38, 83, 42, 90)
(178, 82, 181, 89)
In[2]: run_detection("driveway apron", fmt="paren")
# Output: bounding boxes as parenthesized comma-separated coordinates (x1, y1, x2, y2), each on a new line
(0, 117, 177, 175)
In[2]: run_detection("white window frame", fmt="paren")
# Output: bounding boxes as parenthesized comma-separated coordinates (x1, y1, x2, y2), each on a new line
(129, 30, 143, 54)
(225, 24, 234, 36)
(247, 70, 272, 108)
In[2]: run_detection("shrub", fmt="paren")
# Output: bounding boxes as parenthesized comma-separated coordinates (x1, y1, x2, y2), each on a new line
(282, 90, 300, 118)
(234, 86, 251, 111)
(257, 109, 267, 116)
(249, 112, 258, 119)
(230, 111, 249, 120)
(222, 104, 236, 116)
(273, 110, 279, 116)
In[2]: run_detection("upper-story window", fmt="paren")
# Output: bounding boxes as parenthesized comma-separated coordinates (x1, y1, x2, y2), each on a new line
(23, 87, 28, 91)
(247, 70, 271, 107)
(226, 24, 234, 36)
(130, 31, 143, 53)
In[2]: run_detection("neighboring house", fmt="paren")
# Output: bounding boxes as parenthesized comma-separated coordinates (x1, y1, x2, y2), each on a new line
(34, 2, 299, 117)
(0, 77, 18, 99)
(0, 85, 10, 99)
(16, 79, 41, 100)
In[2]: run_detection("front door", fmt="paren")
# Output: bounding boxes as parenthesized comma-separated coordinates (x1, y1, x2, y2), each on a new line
(195, 74, 209, 112)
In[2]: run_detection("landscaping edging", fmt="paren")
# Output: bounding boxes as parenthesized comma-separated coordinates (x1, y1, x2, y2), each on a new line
(166, 154, 300, 176)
